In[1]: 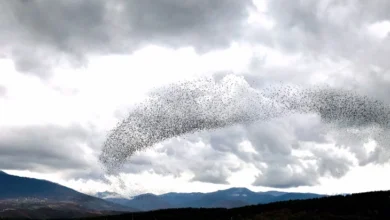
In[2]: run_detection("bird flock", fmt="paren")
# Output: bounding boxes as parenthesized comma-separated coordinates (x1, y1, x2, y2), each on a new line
(99, 75, 390, 174)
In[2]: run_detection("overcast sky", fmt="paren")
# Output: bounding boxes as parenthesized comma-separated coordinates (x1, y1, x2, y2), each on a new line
(1, 0, 390, 197)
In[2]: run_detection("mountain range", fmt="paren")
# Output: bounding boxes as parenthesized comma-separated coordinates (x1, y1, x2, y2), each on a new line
(86, 190, 390, 220)
(0, 171, 137, 218)
(96, 187, 325, 211)
(0, 170, 326, 218)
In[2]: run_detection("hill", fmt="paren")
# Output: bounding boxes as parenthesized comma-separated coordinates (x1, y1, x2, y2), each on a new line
(0, 200, 123, 219)
(110, 193, 172, 211)
(79, 190, 390, 220)
(99, 187, 323, 210)
(0, 171, 137, 218)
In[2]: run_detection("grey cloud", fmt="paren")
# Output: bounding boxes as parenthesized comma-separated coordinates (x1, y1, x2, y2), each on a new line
(243, 118, 323, 188)
(264, 0, 366, 57)
(200, 114, 357, 187)
(253, 165, 319, 188)
(120, 134, 244, 185)
(336, 66, 390, 105)
(317, 157, 351, 178)
(207, 126, 246, 153)
(329, 126, 390, 167)
(191, 164, 230, 184)
(248, 0, 390, 104)
(245, 121, 294, 156)
(0, 85, 6, 96)
(3, 0, 390, 191)
(106, 70, 390, 187)
(251, 138, 353, 188)
(0, 124, 104, 180)
(312, 148, 354, 178)
(119, 113, 354, 187)
(248, 124, 353, 188)
(289, 114, 329, 143)
(0, 0, 254, 77)
(108, 1, 390, 188)
(120, 0, 254, 50)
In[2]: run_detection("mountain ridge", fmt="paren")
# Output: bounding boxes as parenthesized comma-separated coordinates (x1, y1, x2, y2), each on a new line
(85, 190, 390, 220)
(96, 187, 325, 211)
(0, 171, 137, 213)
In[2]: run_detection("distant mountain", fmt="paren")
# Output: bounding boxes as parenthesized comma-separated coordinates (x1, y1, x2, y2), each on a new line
(258, 190, 287, 196)
(159, 192, 205, 208)
(107, 193, 172, 211)
(182, 187, 323, 208)
(101, 187, 324, 211)
(185, 187, 259, 208)
(78, 190, 390, 220)
(0, 171, 137, 213)
(95, 191, 122, 199)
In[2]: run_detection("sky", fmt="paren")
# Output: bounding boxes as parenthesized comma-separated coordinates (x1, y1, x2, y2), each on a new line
(1, 0, 390, 197)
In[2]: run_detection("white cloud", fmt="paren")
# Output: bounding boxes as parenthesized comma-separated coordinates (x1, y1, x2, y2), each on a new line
(367, 20, 390, 39)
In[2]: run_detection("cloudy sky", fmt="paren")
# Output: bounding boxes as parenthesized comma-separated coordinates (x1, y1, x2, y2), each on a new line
(1, 0, 390, 197)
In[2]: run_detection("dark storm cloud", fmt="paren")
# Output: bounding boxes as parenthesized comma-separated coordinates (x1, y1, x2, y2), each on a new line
(0, 0, 254, 77)
(0, 124, 103, 180)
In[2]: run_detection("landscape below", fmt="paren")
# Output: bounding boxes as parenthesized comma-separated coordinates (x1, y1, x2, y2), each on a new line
(0, 171, 388, 219)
